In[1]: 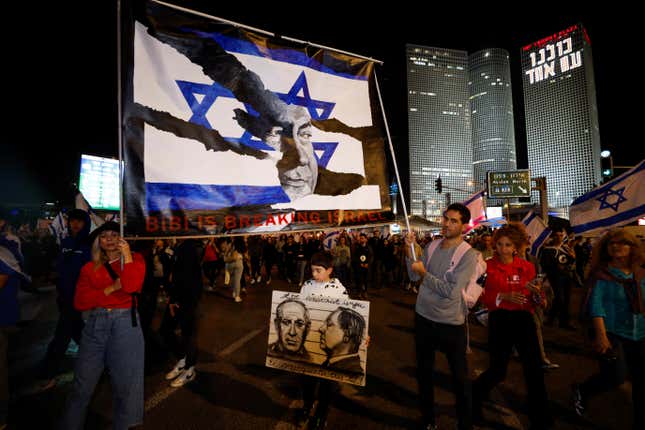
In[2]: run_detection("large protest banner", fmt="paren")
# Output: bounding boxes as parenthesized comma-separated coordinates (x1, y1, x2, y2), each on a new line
(121, 1, 393, 237)
(265, 290, 369, 386)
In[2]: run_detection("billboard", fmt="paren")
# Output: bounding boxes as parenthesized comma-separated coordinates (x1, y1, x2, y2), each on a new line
(78, 154, 121, 211)
(487, 170, 531, 198)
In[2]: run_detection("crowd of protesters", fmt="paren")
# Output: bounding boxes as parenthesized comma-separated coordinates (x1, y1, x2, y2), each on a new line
(0, 205, 643, 430)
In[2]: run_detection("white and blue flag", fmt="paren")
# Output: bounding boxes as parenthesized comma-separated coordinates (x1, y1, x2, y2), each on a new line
(124, 2, 391, 237)
(522, 210, 551, 256)
(322, 231, 340, 250)
(570, 160, 645, 235)
(49, 212, 68, 245)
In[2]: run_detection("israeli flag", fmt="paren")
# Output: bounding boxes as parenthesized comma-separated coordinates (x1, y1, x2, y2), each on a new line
(49, 212, 68, 245)
(463, 190, 487, 232)
(322, 231, 340, 250)
(570, 160, 645, 235)
(134, 21, 380, 211)
(522, 210, 551, 256)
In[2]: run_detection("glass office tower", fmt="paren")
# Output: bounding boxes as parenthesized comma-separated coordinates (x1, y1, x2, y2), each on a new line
(407, 44, 472, 221)
(521, 24, 601, 209)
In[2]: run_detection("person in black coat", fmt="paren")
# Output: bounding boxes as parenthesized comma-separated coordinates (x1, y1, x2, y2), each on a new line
(37, 209, 91, 390)
(161, 239, 203, 387)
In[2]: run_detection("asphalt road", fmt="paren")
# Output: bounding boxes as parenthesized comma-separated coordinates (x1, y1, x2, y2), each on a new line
(7, 277, 635, 429)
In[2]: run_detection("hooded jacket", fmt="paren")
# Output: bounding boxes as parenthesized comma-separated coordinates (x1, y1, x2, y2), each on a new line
(56, 211, 92, 308)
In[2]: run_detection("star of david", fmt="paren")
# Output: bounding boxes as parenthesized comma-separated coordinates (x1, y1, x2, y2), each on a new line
(176, 72, 338, 168)
(596, 187, 628, 212)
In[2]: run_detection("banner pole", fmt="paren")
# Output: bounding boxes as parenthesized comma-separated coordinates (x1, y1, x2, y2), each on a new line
(152, 0, 382, 64)
(374, 72, 416, 260)
(117, 0, 125, 268)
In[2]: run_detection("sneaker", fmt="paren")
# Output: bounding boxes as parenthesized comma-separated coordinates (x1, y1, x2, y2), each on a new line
(572, 384, 585, 416)
(235, 296, 243, 303)
(256, 275, 262, 283)
(170, 366, 196, 387)
(266, 277, 271, 285)
(250, 278, 256, 285)
(165, 357, 186, 380)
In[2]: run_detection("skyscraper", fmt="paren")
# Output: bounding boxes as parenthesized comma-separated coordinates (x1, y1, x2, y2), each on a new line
(521, 24, 601, 209)
(406, 44, 472, 221)
(469, 49, 517, 204)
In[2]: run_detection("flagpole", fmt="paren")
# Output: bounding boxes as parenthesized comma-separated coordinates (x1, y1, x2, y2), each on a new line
(117, 0, 125, 268)
(151, 0, 383, 65)
(374, 72, 416, 260)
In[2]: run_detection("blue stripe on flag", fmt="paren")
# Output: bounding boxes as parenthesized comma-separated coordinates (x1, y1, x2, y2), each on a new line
(522, 211, 536, 225)
(531, 228, 552, 255)
(145, 183, 290, 211)
(189, 30, 369, 81)
(571, 161, 645, 205)
(463, 191, 485, 207)
(571, 204, 645, 234)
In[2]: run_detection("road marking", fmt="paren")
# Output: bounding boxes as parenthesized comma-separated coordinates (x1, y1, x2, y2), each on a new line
(145, 385, 179, 412)
(217, 328, 264, 357)
(145, 328, 264, 413)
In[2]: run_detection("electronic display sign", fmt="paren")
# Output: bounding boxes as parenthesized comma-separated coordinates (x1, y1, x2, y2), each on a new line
(78, 154, 121, 211)
(522, 25, 583, 85)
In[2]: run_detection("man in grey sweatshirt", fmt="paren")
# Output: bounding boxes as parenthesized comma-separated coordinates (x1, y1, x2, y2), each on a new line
(407, 203, 477, 430)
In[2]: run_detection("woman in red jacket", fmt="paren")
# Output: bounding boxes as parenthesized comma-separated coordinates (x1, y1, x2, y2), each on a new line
(472, 223, 551, 429)
(61, 222, 146, 430)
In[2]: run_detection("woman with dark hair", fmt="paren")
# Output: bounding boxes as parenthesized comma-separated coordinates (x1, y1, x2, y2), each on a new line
(60, 222, 146, 430)
(472, 223, 551, 429)
(572, 229, 644, 429)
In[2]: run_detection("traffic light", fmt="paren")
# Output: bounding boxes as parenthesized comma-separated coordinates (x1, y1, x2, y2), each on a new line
(435, 177, 442, 194)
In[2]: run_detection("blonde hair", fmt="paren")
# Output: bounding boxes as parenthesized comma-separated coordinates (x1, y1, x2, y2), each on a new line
(91, 232, 121, 269)
(588, 229, 644, 275)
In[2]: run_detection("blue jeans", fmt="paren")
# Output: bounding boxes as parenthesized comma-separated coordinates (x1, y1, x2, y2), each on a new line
(61, 308, 144, 430)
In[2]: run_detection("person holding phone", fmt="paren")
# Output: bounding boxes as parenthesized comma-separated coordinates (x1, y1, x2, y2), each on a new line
(60, 222, 146, 430)
(472, 223, 551, 429)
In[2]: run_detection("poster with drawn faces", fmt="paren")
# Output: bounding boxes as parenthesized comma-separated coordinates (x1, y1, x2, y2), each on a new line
(265, 290, 369, 386)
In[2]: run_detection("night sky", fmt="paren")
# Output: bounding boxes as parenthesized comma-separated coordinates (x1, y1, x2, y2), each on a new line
(4, 2, 641, 208)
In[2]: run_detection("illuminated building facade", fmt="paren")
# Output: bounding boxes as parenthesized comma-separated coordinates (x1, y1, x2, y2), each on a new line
(406, 44, 472, 220)
(521, 24, 601, 208)
(468, 49, 517, 204)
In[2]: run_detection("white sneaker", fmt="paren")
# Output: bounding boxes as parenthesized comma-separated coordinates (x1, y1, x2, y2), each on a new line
(250, 278, 256, 285)
(235, 296, 243, 303)
(170, 366, 196, 387)
(265, 277, 271, 285)
(256, 275, 262, 283)
(165, 357, 186, 380)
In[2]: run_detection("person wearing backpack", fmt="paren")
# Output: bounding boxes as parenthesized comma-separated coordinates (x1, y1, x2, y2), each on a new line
(572, 229, 644, 429)
(472, 223, 552, 429)
(406, 203, 479, 430)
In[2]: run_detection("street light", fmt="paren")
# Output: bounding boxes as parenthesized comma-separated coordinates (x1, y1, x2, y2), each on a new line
(601, 150, 614, 178)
